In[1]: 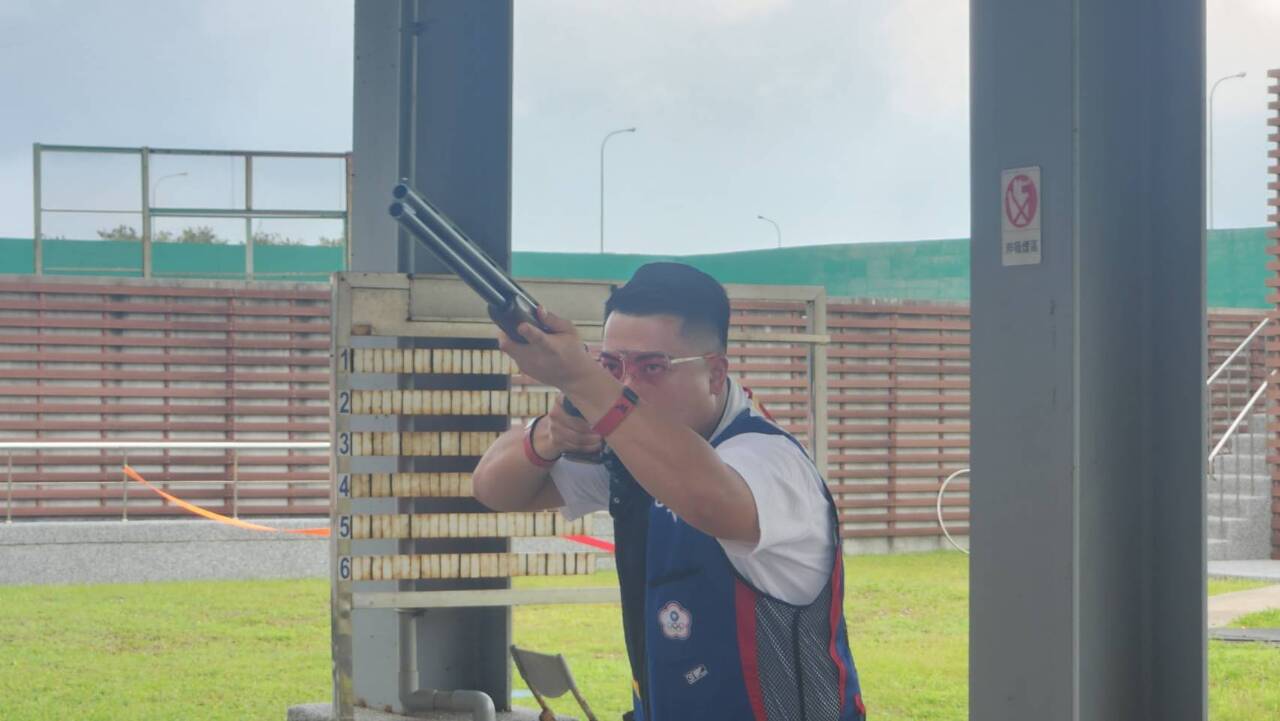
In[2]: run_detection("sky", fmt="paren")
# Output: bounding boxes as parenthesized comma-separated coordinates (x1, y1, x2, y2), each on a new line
(0, 0, 1277, 255)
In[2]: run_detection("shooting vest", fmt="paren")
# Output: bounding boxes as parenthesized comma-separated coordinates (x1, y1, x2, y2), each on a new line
(606, 408, 867, 721)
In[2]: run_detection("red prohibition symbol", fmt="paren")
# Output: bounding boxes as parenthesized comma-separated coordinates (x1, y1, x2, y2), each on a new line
(1004, 174, 1038, 229)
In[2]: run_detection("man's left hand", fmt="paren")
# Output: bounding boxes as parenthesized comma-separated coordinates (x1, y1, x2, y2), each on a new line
(497, 306, 602, 392)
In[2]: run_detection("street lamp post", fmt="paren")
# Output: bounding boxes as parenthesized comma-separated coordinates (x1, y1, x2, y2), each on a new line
(757, 214, 782, 248)
(151, 171, 189, 207)
(600, 127, 636, 253)
(1208, 71, 1246, 229)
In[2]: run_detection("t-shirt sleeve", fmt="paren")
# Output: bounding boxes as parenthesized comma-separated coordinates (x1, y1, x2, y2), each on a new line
(548, 458, 610, 521)
(714, 433, 834, 603)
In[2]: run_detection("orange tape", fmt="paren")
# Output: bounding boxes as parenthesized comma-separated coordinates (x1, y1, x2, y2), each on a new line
(123, 465, 617, 549)
(122, 465, 329, 536)
(564, 534, 615, 553)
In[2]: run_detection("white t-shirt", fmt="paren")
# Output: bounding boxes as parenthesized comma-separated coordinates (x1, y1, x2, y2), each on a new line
(550, 377, 835, 605)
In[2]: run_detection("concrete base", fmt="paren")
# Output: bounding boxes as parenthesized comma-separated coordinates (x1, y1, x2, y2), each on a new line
(1208, 628, 1280, 645)
(843, 534, 967, 556)
(0, 518, 326, 585)
(287, 703, 575, 721)
(1208, 560, 1280, 583)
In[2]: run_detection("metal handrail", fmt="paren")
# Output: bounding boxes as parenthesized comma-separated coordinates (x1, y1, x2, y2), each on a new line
(0, 442, 328, 450)
(936, 468, 971, 555)
(3, 441, 330, 524)
(1206, 317, 1269, 386)
(1208, 372, 1272, 465)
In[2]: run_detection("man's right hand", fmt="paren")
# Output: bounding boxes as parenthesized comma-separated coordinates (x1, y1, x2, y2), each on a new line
(537, 393, 604, 459)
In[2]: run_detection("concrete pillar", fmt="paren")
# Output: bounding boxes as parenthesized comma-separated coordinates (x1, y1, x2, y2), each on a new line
(970, 1, 1206, 719)
(351, 0, 514, 713)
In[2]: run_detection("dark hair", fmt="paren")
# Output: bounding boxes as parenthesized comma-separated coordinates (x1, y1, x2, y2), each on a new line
(604, 262, 729, 351)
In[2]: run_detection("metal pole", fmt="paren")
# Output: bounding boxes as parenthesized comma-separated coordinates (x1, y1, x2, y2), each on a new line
(5, 453, 12, 524)
(1208, 71, 1246, 230)
(32, 144, 42, 276)
(1250, 343, 1259, 499)
(757, 214, 782, 248)
(1234, 360, 1241, 520)
(232, 451, 240, 519)
(344, 153, 355, 271)
(121, 452, 129, 522)
(245, 155, 254, 279)
(1223, 362, 1232, 538)
(599, 127, 636, 253)
(141, 149, 152, 278)
(150, 172, 189, 207)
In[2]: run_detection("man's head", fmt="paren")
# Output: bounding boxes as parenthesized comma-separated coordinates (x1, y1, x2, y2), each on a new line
(601, 262, 731, 436)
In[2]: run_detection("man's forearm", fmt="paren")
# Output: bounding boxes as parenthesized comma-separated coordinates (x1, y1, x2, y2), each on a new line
(565, 373, 760, 543)
(472, 428, 557, 511)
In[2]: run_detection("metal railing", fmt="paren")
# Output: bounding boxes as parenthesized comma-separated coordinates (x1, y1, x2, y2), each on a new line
(936, 468, 971, 555)
(1204, 317, 1271, 538)
(32, 143, 352, 279)
(0, 441, 329, 524)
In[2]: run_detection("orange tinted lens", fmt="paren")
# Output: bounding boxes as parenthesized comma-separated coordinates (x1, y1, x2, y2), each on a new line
(597, 353, 625, 379)
(631, 353, 672, 381)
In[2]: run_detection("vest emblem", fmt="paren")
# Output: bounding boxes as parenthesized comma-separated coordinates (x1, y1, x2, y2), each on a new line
(658, 600, 692, 640)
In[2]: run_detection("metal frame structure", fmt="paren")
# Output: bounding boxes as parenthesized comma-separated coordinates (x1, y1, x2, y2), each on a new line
(328, 272, 830, 718)
(32, 143, 352, 278)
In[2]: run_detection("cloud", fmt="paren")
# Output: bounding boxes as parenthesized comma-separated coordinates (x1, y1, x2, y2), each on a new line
(876, 0, 969, 121)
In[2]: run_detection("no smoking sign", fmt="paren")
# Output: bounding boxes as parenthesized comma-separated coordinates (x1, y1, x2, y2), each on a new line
(1001, 166, 1041, 266)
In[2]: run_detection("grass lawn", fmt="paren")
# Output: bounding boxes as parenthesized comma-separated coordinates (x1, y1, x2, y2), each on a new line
(0, 553, 1276, 720)
(1233, 608, 1280, 628)
(1209, 577, 1273, 597)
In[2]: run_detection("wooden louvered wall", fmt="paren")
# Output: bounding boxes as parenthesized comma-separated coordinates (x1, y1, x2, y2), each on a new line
(0, 275, 1268, 553)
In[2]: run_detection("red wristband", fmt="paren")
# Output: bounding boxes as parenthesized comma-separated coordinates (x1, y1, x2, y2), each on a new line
(522, 415, 558, 468)
(591, 386, 640, 438)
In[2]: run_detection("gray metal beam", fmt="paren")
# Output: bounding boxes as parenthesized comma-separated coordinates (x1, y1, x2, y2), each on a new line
(351, 0, 404, 273)
(350, 0, 515, 715)
(970, 1, 1206, 720)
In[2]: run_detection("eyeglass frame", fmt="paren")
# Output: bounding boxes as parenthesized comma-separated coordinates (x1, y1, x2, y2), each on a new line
(593, 349, 723, 383)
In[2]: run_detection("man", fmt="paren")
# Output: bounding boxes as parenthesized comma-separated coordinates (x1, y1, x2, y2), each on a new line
(473, 262, 866, 721)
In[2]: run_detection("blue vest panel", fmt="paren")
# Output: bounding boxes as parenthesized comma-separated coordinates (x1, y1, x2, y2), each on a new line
(607, 408, 866, 721)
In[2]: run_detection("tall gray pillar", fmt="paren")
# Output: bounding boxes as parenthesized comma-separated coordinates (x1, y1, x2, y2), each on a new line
(352, 0, 512, 274)
(351, 0, 514, 713)
(970, 1, 1206, 720)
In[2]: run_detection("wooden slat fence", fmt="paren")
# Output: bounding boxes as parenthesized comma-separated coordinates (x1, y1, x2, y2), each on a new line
(0, 275, 1268, 553)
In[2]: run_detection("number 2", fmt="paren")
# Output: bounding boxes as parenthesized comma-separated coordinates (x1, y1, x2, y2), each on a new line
(338, 391, 351, 414)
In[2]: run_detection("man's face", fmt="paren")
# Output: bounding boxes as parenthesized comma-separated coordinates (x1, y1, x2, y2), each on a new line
(599, 312, 728, 433)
